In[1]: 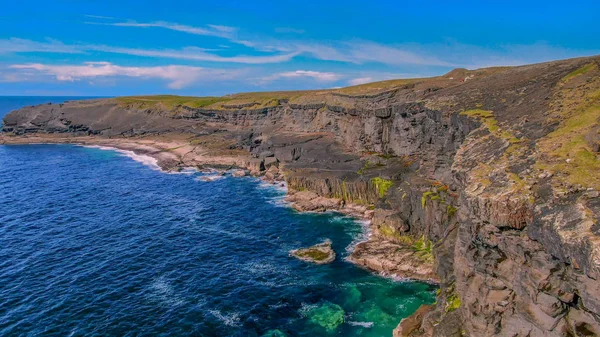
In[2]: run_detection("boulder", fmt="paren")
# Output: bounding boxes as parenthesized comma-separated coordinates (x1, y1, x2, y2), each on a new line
(231, 169, 246, 177)
(264, 156, 279, 169)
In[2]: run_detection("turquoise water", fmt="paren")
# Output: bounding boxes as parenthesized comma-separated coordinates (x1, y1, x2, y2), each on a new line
(0, 98, 436, 336)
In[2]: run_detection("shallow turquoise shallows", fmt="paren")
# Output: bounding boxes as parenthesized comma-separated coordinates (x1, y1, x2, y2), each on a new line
(0, 97, 436, 336)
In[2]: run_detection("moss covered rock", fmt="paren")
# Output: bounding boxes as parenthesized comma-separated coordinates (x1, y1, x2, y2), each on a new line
(290, 239, 336, 264)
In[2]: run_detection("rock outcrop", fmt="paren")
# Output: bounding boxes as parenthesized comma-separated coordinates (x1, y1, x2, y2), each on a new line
(290, 240, 336, 264)
(2, 55, 600, 337)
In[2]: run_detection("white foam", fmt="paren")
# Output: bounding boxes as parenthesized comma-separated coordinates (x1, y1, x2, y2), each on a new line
(169, 167, 198, 175)
(345, 219, 372, 255)
(149, 276, 185, 307)
(83, 145, 161, 171)
(194, 174, 225, 182)
(209, 309, 242, 327)
(257, 179, 288, 193)
(347, 321, 374, 328)
(298, 302, 319, 317)
(268, 301, 289, 309)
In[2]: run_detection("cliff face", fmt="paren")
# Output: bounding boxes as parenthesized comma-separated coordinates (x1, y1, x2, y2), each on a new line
(2, 55, 600, 337)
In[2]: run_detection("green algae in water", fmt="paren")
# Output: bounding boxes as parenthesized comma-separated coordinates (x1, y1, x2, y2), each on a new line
(0, 140, 439, 337)
(261, 329, 287, 337)
(341, 285, 363, 310)
(358, 304, 398, 327)
(304, 302, 345, 331)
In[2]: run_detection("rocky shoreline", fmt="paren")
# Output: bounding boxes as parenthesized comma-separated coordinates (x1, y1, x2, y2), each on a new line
(0, 133, 426, 283)
(4, 55, 600, 336)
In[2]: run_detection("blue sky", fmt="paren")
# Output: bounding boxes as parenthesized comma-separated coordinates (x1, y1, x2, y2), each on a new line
(1, 0, 599, 96)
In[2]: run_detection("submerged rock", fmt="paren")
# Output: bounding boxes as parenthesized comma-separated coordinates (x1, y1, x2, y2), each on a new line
(290, 239, 336, 264)
(260, 329, 287, 337)
(305, 302, 345, 331)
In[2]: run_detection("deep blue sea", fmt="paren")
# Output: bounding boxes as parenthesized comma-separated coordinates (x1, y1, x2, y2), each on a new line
(0, 97, 436, 336)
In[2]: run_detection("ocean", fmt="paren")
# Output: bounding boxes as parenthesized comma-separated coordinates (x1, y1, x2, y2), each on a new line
(0, 97, 436, 336)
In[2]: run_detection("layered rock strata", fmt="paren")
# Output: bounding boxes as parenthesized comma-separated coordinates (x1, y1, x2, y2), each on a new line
(3, 55, 600, 336)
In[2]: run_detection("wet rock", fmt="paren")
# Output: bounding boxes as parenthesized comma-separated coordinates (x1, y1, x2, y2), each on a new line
(231, 169, 246, 177)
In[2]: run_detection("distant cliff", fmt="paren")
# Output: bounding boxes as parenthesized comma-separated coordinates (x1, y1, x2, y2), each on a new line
(3, 55, 600, 337)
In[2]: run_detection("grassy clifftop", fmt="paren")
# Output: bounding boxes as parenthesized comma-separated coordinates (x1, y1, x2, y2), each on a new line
(115, 66, 512, 111)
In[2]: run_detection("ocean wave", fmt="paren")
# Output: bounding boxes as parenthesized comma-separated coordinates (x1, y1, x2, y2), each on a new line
(208, 309, 242, 327)
(257, 180, 288, 193)
(194, 174, 225, 182)
(82, 145, 161, 171)
(243, 261, 292, 276)
(345, 219, 372, 255)
(148, 276, 185, 307)
(168, 167, 198, 175)
(298, 302, 319, 317)
(268, 301, 289, 309)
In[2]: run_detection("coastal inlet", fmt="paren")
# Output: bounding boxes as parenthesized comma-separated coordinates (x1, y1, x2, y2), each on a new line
(0, 142, 436, 336)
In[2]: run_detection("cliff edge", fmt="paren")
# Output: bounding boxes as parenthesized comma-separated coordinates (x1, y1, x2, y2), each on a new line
(2, 55, 600, 337)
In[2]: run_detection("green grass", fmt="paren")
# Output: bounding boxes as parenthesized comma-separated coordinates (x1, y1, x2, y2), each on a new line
(537, 68, 600, 190)
(335, 78, 423, 95)
(357, 160, 386, 175)
(411, 236, 433, 263)
(371, 177, 393, 198)
(116, 95, 230, 109)
(378, 224, 413, 244)
(421, 191, 436, 208)
(445, 292, 461, 313)
(447, 205, 457, 218)
(562, 63, 598, 83)
(460, 109, 520, 143)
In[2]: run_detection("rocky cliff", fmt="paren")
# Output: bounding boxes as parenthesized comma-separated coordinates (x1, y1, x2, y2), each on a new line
(2, 55, 600, 337)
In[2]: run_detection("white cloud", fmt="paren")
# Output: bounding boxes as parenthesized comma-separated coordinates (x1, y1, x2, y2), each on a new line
(10, 62, 246, 89)
(84, 18, 451, 66)
(263, 70, 342, 82)
(82, 18, 600, 68)
(347, 77, 373, 86)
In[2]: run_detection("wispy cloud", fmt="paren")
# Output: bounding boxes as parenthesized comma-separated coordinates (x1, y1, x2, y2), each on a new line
(84, 18, 453, 67)
(262, 70, 343, 82)
(0, 38, 82, 54)
(0, 38, 298, 64)
(9, 62, 246, 89)
(84, 14, 116, 20)
(275, 27, 305, 34)
(88, 45, 298, 64)
(86, 20, 237, 39)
